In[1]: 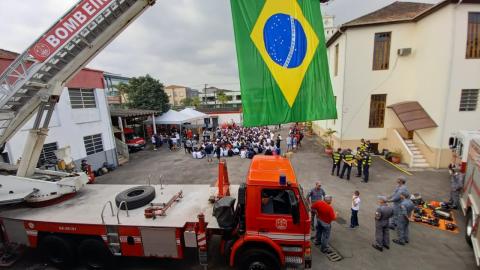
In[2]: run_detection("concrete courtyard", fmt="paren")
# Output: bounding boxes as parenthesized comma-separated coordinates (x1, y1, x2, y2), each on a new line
(12, 130, 476, 270)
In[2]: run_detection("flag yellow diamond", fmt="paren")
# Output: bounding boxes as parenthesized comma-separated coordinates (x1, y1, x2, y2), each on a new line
(250, 0, 319, 107)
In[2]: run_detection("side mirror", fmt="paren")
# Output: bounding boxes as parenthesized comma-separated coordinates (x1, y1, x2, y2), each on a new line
(287, 190, 300, 224)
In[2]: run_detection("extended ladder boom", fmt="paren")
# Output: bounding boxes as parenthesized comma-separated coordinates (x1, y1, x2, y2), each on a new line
(0, 0, 155, 148)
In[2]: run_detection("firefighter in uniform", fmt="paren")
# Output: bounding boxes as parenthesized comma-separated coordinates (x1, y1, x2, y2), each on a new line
(359, 138, 367, 152)
(340, 149, 354, 180)
(362, 153, 372, 183)
(372, 196, 394, 251)
(393, 192, 414, 245)
(331, 148, 342, 176)
(355, 147, 363, 178)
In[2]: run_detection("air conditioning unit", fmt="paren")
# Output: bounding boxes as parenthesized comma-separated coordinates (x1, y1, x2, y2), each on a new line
(397, 48, 412, 57)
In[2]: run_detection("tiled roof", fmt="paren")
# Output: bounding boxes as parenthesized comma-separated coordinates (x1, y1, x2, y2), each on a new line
(0, 49, 19, 60)
(343, 2, 434, 27)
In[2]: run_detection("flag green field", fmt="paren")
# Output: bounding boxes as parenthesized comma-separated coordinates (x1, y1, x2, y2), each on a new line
(230, 0, 337, 126)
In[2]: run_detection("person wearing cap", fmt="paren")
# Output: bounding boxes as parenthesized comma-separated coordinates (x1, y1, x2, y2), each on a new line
(307, 182, 326, 230)
(393, 192, 414, 245)
(261, 192, 274, 214)
(387, 176, 409, 229)
(311, 195, 336, 253)
(449, 168, 464, 209)
(340, 149, 354, 180)
(373, 195, 394, 252)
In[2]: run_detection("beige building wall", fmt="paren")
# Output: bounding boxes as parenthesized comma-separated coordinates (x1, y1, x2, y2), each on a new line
(165, 86, 188, 107)
(314, 4, 480, 168)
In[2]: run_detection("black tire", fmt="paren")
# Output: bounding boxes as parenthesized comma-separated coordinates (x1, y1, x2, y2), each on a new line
(39, 234, 76, 269)
(238, 248, 280, 270)
(115, 185, 155, 210)
(78, 238, 114, 269)
(466, 209, 473, 247)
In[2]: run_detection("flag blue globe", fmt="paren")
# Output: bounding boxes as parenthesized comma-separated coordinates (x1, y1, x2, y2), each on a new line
(263, 13, 307, 69)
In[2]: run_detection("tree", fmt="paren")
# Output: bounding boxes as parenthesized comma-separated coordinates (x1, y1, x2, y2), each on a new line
(181, 96, 201, 108)
(119, 75, 170, 112)
(216, 91, 229, 107)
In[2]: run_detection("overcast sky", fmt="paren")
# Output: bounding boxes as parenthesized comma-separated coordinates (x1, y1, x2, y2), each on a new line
(0, 0, 441, 90)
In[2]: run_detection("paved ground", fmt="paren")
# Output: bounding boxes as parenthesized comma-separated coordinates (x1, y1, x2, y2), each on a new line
(10, 129, 477, 270)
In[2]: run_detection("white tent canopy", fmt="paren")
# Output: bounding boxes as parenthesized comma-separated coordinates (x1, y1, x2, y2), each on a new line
(179, 108, 208, 120)
(145, 109, 193, 125)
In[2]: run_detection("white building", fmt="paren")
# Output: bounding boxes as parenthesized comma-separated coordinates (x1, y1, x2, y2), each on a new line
(314, 0, 480, 168)
(323, 14, 337, 40)
(0, 49, 117, 170)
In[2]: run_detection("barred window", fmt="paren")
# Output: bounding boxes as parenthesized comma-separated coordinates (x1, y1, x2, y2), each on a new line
(459, 89, 479, 111)
(369, 94, 387, 128)
(84, 134, 104, 155)
(373, 32, 391, 70)
(69, 88, 96, 109)
(466, 12, 480, 59)
(38, 142, 58, 166)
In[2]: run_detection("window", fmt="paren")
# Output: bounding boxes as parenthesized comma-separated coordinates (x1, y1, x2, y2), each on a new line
(38, 142, 58, 166)
(69, 88, 96, 109)
(84, 134, 104, 155)
(334, 44, 339, 76)
(372, 32, 391, 70)
(466, 12, 480, 59)
(261, 189, 292, 215)
(459, 89, 479, 111)
(369, 94, 387, 128)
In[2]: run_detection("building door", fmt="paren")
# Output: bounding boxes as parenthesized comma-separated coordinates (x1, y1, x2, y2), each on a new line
(212, 117, 219, 128)
(407, 131, 414, 140)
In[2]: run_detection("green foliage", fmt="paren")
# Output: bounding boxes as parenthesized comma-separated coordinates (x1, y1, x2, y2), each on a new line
(120, 74, 170, 112)
(321, 128, 337, 149)
(181, 96, 201, 108)
(217, 90, 229, 107)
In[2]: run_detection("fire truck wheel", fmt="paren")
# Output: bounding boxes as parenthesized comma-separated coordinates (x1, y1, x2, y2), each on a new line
(39, 234, 76, 268)
(238, 248, 280, 270)
(465, 209, 473, 247)
(115, 186, 156, 210)
(78, 238, 113, 269)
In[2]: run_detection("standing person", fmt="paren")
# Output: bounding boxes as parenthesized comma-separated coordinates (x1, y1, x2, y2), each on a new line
(393, 192, 414, 245)
(350, 191, 361, 228)
(388, 177, 409, 229)
(214, 143, 221, 162)
(340, 149, 354, 180)
(151, 134, 157, 151)
(331, 148, 342, 176)
(286, 135, 292, 152)
(362, 152, 372, 183)
(292, 135, 298, 151)
(311, 195, 336, 253)
(185, 138, 192, 154)
(307, 182, 326, 230)
(275, 134, 282, 154)
(175, 132, 181, 147)
(354, 148, 363, 178)
(204, 142, 214, 163)
(372, 196, 394, 252)
(449, 168, 464, 209)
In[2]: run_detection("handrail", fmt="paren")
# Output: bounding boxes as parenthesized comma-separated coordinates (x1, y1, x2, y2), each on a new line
(101, 201, 114, 224)
(116, 201, 129, 224)
(393, 129, 414, 168)
(414, 131, 434, 153)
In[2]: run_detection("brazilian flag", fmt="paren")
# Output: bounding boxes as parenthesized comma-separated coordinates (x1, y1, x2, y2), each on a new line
(230, 0, 337, 127)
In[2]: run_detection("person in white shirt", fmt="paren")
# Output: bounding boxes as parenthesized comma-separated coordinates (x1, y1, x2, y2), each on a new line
(350, 190, 361, 228)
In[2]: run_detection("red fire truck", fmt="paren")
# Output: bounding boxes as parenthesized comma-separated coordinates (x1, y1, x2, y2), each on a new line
(0, 156, 312, 269)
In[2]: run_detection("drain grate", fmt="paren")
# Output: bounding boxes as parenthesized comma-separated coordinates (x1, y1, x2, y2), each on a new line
(318, 245, 344, 262)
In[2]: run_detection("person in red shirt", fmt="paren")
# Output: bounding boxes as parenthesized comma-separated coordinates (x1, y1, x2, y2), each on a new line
(311, 195, 336, 253)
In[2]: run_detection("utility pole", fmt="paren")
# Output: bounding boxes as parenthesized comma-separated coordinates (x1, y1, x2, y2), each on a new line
(203, 84, 207, 105)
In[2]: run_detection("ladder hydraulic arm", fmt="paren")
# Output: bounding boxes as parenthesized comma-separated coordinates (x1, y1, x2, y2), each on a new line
(0, 0, 156, 177)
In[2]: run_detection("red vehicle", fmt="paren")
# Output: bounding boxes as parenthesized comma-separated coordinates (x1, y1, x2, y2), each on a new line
(0, 156, 312, 269)
(123, 128, 146, 152)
